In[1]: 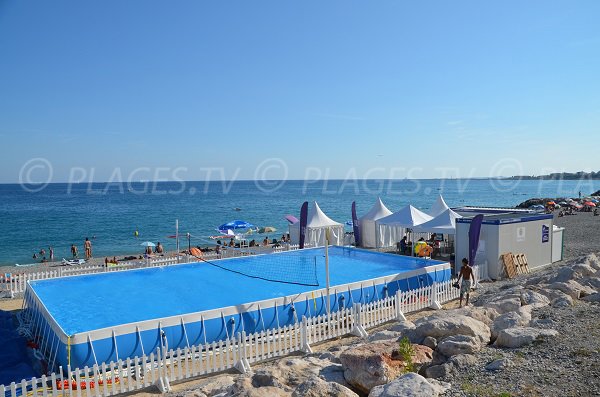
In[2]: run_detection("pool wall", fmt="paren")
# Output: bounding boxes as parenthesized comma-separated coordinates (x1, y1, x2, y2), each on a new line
(25, 256, 451, 370)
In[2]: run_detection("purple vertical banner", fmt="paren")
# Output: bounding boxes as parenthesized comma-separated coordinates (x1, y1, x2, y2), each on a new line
(299, 201, 308, 249)
(351, 201, 361, 247)
(468, 214, 484, 266)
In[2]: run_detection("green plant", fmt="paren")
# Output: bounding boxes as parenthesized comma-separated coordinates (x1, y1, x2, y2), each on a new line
(398, 336, 416, 373)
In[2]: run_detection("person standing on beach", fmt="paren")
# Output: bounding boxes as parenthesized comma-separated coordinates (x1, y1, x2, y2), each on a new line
(84, 237, 92, 259)
(71, 244, 78, 258)
(457, 258, 475, 307)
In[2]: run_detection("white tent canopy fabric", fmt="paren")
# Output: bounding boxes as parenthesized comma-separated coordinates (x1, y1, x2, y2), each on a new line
(289, 201, 344, 247)
(412, 208, 462, 234)
(429, 194, 450, 217)
(376, 205, 433, 247)
(358, 197, 393, 248)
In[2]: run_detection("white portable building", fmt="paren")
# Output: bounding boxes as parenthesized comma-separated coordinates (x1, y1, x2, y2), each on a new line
(358, 197, 393, 248)
(289, 201, 344, 247)
(376, 205, 433, 247)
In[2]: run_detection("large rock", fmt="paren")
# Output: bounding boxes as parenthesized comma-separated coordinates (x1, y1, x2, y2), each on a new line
(490, 307, 532, 340)
(494, 327, 559, 348)
(388, 321, 419, 343)
(292, 376, 358, 397)
(368, 373, 450, 397)
(436, 335, 480, 357)
(582, 293, 600, 303)
(547, 280, 597, 299)
(520, 290, 550, 308)
(368, 330, 402, 343)
(454, 306, 499, 327)
(448, 354, 478, 369)
(412, 312, 491, 345)
(571, 263, 597, 278)
(194, 376, 235, 396)
(424, 363, 454, 379)
(580, 277, 600, 290)
(584, 253, 600, 271)
(339, 341, 433, 394)
(485, 358, 512, 371)
(484, 297, 522, 314)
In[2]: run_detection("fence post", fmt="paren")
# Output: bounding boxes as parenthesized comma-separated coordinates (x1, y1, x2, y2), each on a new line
(350, 303, 368, 338)
(429, 282, 442, 310)
(234, 332, 251, 374)
(395, 291, 407, 321)
(299, 316, 313, 354)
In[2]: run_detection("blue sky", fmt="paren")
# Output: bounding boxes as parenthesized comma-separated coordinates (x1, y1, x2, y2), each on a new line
(1, 1, 599, 182)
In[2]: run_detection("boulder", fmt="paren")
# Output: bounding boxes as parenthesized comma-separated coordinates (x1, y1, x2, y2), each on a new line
(484, 297, 522, 314)
(584, 253, 600, 271)
(580, 277, 600, 290)
(448, 354, 478, 369)
(368, 373, 450, 397)
(388, 321, 419, 343)
(582, 293, 600, 303)
(412, 312, 491, 345)
(340, 341, 433, 394)
(552, 296, 574, 308)
(454, 306, 499, 327)
(184, 391, 208, 397)
(520, 290, 550, 308)
(571, 263, 597, 278)
(546, 280, 597, 299)
(436, 335, 481, 357)
(292, 376, 358, 397)
(368, 330, 402, 343)
(490, 307, 532, 340)
(422, 336, 437, 350)
(424, 363, 454, 379)
(494, 327, 559, 348)
(485, 358, 512, 371)
(252, 369, 288, 389)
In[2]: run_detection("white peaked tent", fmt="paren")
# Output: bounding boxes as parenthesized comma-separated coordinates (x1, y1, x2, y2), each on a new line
(289, 201, 344, 247)
(412, 208, 462, 234)
(376, 205, 433, 247)
(358, 197, 393, 248)
(429, 194, 451, 217)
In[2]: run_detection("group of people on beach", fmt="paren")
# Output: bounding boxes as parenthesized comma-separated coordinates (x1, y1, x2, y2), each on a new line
(32, 246, 54, 263)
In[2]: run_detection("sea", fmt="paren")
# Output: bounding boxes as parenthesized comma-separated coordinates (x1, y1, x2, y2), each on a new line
(1, 179, 599, 266)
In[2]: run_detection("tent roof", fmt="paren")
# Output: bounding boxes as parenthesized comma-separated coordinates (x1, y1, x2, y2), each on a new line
(412, 208, 463, 234)
(377, 205, 433, 227)
(429, 194, 450, 217)
(305, 201, 343, 228)
(359, 197, 393, 221)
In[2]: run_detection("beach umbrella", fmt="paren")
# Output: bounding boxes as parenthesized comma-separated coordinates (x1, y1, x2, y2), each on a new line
(140, 241, 156, 247)
(218, 220, 255, 231)
(547, 201, 555, 206)
(258, 226, 277, 234)
(584, 202, 596, 207)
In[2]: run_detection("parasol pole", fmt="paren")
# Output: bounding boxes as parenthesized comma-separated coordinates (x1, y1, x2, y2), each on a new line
(176, 219, 180, 263)
(325, 228, 331, 317)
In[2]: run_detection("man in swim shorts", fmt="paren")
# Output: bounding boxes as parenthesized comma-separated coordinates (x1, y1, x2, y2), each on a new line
(457, 258, 475, 307)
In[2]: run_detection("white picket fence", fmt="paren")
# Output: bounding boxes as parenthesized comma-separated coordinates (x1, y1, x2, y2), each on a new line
(0, 245, 305, 297)
(0, 269, 478, 397)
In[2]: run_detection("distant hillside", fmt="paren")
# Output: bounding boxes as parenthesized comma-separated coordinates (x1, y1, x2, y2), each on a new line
(506, 171, 600, 180)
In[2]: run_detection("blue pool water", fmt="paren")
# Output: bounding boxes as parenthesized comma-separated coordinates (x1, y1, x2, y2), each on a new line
(30, 247, 444, 336)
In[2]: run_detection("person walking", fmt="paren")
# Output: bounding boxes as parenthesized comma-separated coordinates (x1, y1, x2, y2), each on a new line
(84, 237, 92, 259)
(457, 258, 475, 307)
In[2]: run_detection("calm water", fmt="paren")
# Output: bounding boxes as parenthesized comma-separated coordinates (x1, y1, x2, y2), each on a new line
(1, 179, 598, 266)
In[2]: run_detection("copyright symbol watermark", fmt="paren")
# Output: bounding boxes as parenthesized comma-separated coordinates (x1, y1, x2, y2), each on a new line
(489, 158, 523, 193)
(19, 158, 53, 192)
(254, 158, 288, 193)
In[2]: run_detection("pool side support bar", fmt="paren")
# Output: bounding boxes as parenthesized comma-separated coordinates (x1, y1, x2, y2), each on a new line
(300, 316, 313, 354)
(87, 334, 99, 367)
(429, 281, 443, 310)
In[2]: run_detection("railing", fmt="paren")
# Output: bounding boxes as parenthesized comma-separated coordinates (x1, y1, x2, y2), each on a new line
(0, 269, 475, 397)
(0, 245, 305, 298)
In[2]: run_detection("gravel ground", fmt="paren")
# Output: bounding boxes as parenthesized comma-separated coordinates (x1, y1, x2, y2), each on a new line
(554, 210, 600, 261)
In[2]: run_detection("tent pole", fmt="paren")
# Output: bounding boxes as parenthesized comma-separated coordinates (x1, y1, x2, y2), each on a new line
(325, 228, 330, 317)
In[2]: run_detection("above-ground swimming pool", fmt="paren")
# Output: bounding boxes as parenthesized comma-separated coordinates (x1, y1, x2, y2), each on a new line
(25, 247, 450, 369)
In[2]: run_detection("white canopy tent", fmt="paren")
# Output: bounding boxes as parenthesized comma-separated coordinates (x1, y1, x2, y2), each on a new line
(289, 201, 344, 247)
(429, 194, 451, 217)
(412, 208, 462, 234)
(376, 205, 433, 247)
(358, 197, 393, 248)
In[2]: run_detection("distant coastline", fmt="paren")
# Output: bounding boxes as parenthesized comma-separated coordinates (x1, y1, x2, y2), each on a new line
(505, 171, 600, 180)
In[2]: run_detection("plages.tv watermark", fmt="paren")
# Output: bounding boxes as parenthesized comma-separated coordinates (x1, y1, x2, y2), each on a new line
(17, 157, 597, 196)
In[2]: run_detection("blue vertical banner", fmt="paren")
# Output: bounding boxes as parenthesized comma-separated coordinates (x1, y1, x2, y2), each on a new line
(299, 201, 308, 249)
(351, 201, 361, 247)
(468, 214, 484, 266)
